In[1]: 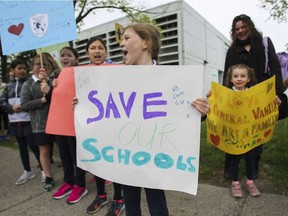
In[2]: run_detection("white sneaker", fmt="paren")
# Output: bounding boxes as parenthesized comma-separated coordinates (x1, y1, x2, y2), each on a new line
(41, 171, 46, 183)
(15, 170, 36, 185)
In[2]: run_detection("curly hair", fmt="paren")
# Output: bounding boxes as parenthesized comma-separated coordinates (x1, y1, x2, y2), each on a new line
(230, 14, 262, 47)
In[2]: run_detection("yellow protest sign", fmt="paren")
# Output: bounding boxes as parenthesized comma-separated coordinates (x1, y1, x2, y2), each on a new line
(207, 76, 278, 155)
(115, 23, 123, 44)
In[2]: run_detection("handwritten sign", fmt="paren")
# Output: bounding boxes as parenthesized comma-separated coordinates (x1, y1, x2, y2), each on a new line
(45, 67, 76, 136)
(0, 1, 77, 55)
(207, 76, 278, 155)
(36, 42, 69, 66)
(74, 65, 204, 195)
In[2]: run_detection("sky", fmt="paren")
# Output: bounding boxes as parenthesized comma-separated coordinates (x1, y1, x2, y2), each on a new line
(82, 0, 287, 52)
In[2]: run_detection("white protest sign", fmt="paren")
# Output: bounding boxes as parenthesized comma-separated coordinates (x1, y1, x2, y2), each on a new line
(74, 65, 203, 195)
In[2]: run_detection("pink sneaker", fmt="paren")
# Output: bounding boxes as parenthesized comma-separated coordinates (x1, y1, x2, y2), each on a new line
(52, 183, 73, 199)
(231, 182, 242, 198)
(247, 182, 261, 197)
(66, 185, 88, 204)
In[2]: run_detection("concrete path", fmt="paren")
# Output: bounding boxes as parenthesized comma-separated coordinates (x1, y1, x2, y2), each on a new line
(1, 145, 287, 216)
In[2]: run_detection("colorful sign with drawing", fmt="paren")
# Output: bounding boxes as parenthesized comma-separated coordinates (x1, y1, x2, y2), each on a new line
(0, 0, 77, 55)
(74, 65, 204, 195)
(207, 76, 278, 155)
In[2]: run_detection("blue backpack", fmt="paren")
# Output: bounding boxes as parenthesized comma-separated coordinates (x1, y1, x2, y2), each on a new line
(263, 37, 288, 120)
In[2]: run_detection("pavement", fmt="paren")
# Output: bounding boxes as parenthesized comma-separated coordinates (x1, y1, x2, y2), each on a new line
(1, 144, 288, 216)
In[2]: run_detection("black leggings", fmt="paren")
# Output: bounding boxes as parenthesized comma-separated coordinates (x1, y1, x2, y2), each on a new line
(16, 135, 42, 171)
(95, 176, 122, 200)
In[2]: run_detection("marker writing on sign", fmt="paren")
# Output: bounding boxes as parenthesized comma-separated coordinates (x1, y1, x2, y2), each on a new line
(86, 90, 168, 123)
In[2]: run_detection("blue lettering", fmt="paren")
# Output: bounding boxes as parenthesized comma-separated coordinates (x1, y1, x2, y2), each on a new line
(132, 151, 151, 166)
(186, 157, 196, 172)
(118, 149, 131, 165)
(154, 153, 173, 169)
(102, 146, 114, 162)
(176, 155, 187, 171)
(81, 138, 101, 162)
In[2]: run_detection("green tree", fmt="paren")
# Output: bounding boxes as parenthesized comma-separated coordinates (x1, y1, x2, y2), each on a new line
(259, 0, 288, 22)
(74, 0, 152, 30)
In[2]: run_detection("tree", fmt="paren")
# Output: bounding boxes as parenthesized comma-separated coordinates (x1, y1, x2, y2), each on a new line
(74, 0, 152, 30)
(259, 0, 288, 23)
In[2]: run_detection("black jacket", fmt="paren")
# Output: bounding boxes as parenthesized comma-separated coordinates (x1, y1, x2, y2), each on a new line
(223, 37, 283, 95)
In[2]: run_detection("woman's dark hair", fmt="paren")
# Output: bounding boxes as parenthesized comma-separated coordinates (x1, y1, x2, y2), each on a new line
(85, 36, 107, 51)
(224, 64, 257, 88)
(230, 14, 262, 47)
(60, 46, 79, 59)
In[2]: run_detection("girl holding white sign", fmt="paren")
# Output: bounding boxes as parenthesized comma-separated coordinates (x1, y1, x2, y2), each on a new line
(119, 23, 210, 216)
(72, 24, 210, 216)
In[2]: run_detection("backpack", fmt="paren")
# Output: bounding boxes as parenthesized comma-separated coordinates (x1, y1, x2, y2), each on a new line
(263, 37, 288, 120)
(277, 52, 288, 87)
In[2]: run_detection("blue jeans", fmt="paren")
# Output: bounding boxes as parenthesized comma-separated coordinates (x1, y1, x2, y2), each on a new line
(122, 185, 169, 216)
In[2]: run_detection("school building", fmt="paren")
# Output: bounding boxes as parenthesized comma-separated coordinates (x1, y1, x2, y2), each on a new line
(74, 0, 230, 93)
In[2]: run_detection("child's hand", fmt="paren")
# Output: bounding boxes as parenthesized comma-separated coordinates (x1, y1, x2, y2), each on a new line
(72, 97, 78, 110)
(206, 90, 211, 98)
(275, 95, 282, 106)
(39, 68, 47, 81)
(41, 82, 50, 94)
(12, 105, 21, 113)
(52, 78, 58, 87)
(191, 98, 210, 116)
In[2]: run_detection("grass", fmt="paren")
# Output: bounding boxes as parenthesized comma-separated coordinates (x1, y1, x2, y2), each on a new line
(199, 118, 288, 195)
(1, 118, 287, 195)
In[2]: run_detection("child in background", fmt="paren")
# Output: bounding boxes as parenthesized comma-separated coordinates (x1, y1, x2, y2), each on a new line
(119, 23, 210, 215)
(42, 52, 61, 165)
(83, 37, 124, 216)
(20, 54, 55, 191)
(52, 46, 88, 204)
(0, 59, 43, 185)
(224, 64, 267, 198)
(0, 80, 9, 141)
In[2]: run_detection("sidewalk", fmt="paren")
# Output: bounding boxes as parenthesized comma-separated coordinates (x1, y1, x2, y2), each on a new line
(1, 144, 287, 216)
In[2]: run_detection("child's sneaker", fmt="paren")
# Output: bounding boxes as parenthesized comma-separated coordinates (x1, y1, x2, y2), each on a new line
(247, 182, 261, 197)
(15, 170, 36, 185)
(52, 183, 73, 199)
(66, 185, 88, 204)
(86, 195, 108, 214)
(43, 177, 54, 192)
(106, 200, 125, 216)
(231, 182, 242, 198)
